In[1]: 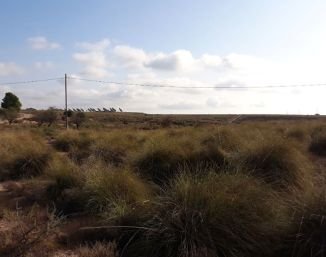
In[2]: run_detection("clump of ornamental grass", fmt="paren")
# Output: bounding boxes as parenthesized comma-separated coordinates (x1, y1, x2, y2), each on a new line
(90, 130, 149, 167)
(239, 138, 312, 190)
(133, 135, 229, 185)
(45, 155, 86, 213)
(83, 160, 152, 223)
(54, 130, 93, 161)
(127, 172, 289, 257)
(200, 127, 243, 153)
(309, 126, 326, 156)
(285, 127, 307, 142)
(89, 130, 146, 166)
(276, 177, 326, 257)
(0, 132, 51, 180)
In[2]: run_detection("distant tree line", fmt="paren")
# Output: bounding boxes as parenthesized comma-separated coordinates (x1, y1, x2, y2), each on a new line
(0, 92, 125, 129)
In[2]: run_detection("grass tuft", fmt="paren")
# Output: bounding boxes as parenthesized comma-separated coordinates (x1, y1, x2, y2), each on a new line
(240, 139, 312, 190)
(128, 172, 288, 257)
(0, 132, 51, 180)
(309, 126, 326, 156)
(83, 160, 152, 222)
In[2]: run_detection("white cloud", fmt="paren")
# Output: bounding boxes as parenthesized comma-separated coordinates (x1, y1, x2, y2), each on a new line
(27, 36, 61, 50)
(48, 38, 326, 114)
(206, 98, 219, 108)
(76, 39, 110, 51)
(159, 101, 201, 110)
(73, 39, 111, 78)
(34, 61, 54, 70)
(199, 54, 223, 69)
(145, 50, 195, 72)
(113, 45, 148, 68)
(73, 52, 107, 68)
(0, 62, 24, 76)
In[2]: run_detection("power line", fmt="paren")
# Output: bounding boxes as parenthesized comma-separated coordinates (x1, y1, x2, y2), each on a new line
(68, 76, 326, 89)
(1, 75, 326, 89)
(0, 77, 63, 86)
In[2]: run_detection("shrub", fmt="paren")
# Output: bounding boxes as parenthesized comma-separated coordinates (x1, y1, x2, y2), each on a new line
(0, 206, 61, 257)
(200, 127, 243, 153)
(71, 112, 87, 129)
(286, 128, 307, 142)
(239, 139, 312, 190)
(134, 144, 182, 184)
(54, 131, 93, 162)
(160, 116, 173, 128)
(128, 173, 288, 257)
(278, 184, 326, 257)
(134, 136, 229, 184)
(91, 130, 146, 160)
(54, 131, 92, 152)
(0, 132, 51, 180)
(309, 127, 326, 156)
(34, 108, 58, 127)
(83, 161, 152, 222)
(0, 108, 19, 124)
(90, 136, 130, 166)
(46, 155, 86, 213)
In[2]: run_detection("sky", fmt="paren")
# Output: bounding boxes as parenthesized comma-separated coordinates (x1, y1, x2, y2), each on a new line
(1, 0, 326, 114)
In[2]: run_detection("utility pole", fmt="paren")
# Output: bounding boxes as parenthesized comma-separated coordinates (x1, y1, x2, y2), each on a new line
(65, 74, 68, 129)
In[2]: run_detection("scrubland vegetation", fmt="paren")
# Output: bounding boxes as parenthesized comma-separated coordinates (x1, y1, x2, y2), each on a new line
(1, 118, 326, 256)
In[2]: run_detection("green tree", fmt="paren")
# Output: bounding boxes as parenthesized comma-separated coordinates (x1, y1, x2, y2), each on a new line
(1, 92, 22, 111)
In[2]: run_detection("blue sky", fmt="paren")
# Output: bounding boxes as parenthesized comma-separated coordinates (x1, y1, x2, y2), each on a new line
(1, 0, 326, 113)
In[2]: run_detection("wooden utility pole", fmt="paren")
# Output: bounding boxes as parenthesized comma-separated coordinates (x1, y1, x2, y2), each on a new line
(65, 74, 68, 129)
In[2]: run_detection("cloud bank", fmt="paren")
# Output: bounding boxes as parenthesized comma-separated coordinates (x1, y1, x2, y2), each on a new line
(5, 37, 326, 114)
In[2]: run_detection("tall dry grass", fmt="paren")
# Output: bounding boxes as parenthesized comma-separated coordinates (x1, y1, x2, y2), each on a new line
(0, 131, 51, 180)
(127, 172, 289, 257)
(4, 120, 326, 256)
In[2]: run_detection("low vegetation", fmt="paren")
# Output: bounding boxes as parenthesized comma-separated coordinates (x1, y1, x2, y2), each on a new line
(1, 117, 326, 256)
(0, 131, 51, 180)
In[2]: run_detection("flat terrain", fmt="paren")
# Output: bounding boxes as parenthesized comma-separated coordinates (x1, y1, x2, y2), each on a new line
(1, 112, 326, 256)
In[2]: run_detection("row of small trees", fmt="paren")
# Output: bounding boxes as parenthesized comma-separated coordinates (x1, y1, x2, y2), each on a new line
(0, 92, 87, 128)
(27, 108, 87, 128)
(0, 92, 125, 128)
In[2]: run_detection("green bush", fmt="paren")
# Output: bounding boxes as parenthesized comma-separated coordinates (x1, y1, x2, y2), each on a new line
(309, 127, 326, 156)
(83, 161, 152, 222)
(134, 136, 229, 184)
(54, 131, 93, 162)
(239, 139, 312, 190)
(45, 154, 86, 214)
(276, 183, 326, 257)
(54, 131, 92, 152)
(129, 172, 289, 257)
(0, 132, 51, 180)
(286, 128, 307, 142)
(46, 155, 82, 196)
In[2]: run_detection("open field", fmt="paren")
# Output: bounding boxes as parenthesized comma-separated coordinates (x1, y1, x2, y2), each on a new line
(18, 110, 326, 127)
(1, 113, 326, 256)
